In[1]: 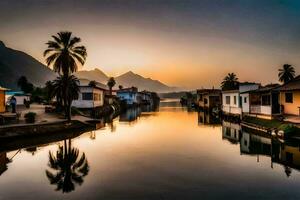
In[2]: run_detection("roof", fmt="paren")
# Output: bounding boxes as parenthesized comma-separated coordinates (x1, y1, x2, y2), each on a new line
(117, 87, 138, 93)
(221, 89, 239, 94)
(78, 79, 108, 90)
(241, 84, 281, 94)
(197, 89, 221, 95)
(275, 76, 300, 91)
(0, 86, 10, 91)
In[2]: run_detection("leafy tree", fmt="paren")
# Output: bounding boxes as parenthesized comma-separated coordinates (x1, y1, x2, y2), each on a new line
(46, 139, 89, 193)
(44, 31, 87, 121)
(221, 73, 239, 90)
(52, 75, 80, 121)
(44, 31, 87, 76)
(17, 76, 34, 93)
(118, 85, 123, 90)
(278, 64, 295, 84)
(107, 77, 116, 95)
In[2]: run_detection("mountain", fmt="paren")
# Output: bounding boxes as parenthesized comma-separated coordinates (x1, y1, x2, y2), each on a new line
(75, 68, 108, 83)
(75, 69, 178, 92)
(115, 71, 177, 92)
(0, 41, 56, 89)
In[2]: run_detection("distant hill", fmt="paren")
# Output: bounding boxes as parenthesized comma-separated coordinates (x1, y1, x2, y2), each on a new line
(75, 69, 178, 93)
(0, 41, 55, 90)
(75, 68, 109, 83)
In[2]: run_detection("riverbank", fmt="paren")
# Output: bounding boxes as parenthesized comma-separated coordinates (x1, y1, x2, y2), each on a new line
(0, 120, 95, 141)
(242, 116, 300, 138)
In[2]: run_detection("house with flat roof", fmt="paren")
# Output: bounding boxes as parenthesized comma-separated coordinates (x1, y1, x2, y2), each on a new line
(197, 89, 221, 111)
(0, 87, 9, 113)
(241, 84, 281, 119)
(222, 83, 260, 118)
(275, 76, 300, 116)
(72, 79, 107, 109)
(117, 87, 138, 105)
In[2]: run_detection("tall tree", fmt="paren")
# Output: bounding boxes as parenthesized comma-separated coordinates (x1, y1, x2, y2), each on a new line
(278, 64, 295, 84)
(44, 31, 87, 76)
(221, 73, 239, 90)
(52, 75, 80, 121)
(44, 31, 87, 121)
(107, 77, 116, 95)
(17, 76, 34, 93)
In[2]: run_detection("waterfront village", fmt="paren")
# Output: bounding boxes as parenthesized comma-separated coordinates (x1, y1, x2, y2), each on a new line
(0, 32, 300, 177)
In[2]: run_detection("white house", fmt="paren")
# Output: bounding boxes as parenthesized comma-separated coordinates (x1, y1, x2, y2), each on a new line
(71, 79, 107, 109)
(5, 91, 30, 106)
(222, 83, 260, 117)
(117, 87, 138, 105)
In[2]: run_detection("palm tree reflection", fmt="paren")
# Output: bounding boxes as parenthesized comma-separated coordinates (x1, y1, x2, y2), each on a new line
(46, 139, 89, 193)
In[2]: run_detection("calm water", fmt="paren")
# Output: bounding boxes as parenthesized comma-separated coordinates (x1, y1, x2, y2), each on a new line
(1, 100, 300, 199)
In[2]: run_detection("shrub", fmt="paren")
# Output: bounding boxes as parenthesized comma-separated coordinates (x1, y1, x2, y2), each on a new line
(24, 112, 36, 123)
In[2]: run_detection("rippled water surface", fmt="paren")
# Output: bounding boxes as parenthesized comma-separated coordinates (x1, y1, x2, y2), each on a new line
(0, 100, 300, 199)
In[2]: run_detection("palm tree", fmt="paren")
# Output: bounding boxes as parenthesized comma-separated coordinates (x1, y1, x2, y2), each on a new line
(107, 77, 116, 95)
(44, 31, 87, 121)
(45, 80, 54, 103)
(46, 139, 89, 193)
(278, 64, 295, 84)
(52, 75, 80, 121)
(221, 73, 239, 90)
(44, 31, 87, 76)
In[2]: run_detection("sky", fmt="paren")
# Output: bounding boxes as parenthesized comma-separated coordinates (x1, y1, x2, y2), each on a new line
(1, 0, 300, 89)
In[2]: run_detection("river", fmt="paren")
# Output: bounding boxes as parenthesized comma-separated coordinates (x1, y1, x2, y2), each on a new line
(0, 99, 300, 199)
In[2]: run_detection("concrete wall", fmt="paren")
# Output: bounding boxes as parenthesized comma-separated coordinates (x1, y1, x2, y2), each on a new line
(280, 91, 300, 116)
(240, 93, 249, 113)
(222, 92, 242, 115)
(117, 92, 138, 105)
(72, 87, 104, 108)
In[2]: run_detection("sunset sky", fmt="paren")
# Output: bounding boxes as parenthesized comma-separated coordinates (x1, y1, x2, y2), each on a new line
(1, 0, 300, 89)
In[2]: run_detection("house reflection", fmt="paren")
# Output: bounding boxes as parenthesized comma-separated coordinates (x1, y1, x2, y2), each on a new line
(222, 121, 300, 177)
(198, 111, 220, 126)
(119, 107, 141, 123)
(222, 120, 241, 144)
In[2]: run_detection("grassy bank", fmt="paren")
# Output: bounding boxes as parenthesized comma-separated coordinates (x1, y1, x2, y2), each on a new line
(242, 116, 300, 137)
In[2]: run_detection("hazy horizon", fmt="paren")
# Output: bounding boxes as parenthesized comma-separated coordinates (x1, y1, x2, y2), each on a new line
(1, 0, 300, 89)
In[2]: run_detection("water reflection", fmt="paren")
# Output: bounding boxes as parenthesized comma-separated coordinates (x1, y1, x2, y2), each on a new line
(0, 152, 9, 176)
(198, 110, 221, 126)
(222, 119, 300, 177)
(46, 139, 89, 193)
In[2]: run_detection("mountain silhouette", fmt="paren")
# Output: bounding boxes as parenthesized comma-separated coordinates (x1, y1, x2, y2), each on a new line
(0, 41, 55, 89)
(76, 69, 177, 92)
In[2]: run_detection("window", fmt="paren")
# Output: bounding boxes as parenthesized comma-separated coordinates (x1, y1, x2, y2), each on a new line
(262, 95, 271, 105)
(82, 93, 93, 100)
(244, 97, 247, 103)
(285, 92, 293, 103)
(93, 93, 101, 101)
(226, 96, 230, 105)
(234, 96, 237, 105)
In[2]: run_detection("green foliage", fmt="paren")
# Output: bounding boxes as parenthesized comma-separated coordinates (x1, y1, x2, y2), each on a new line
(24, 112, 36, 123)
(44, 31, 87, 76)
(278, 64, 295, 84)
(17, 76, 34, 93)
(221, 73, 239, 91)
(44, 31, 87, 121)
